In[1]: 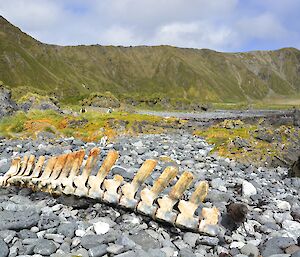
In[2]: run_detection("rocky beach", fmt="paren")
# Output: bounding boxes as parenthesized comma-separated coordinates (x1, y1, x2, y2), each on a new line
(0, 133, 299, 257)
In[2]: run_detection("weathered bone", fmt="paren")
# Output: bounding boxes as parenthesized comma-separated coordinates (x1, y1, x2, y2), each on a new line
(1, 148, 221, 235)
(198, 207, 220, 236)
(49, 152, 78, 193)
(7, 155, 35, 185)
(155, 171, 194, 224)
(119, 159, 157, 209)
(103, 175, 124, 204)
(30, 156, 58, 188)
(137, 166, 178, 217)
(37, 154, 68, 191)
(62, 150, 85, 195)
(73, 148, 100, 197)
(19, 156, 46, 185)
(5, 155, 29, 186)
(0, 157, 21, 186)
(88, 150, 119, 199)
(175, 181, 209, 230)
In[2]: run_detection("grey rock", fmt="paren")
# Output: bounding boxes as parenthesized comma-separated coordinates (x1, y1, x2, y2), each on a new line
(88, 244, 108, 257)
(211, 178, 227, 192)
(0, 86, 18, 118)
(0, 209, 39, 230)
(0, 230, 16, 244)
(147, 248, 167, 257)
(38, 213, 60, 230)
(114, 250, 137, 257)
(107, 244, 124, 255)
(57, 222, 77, 238)
(0, 239, 8, 257)
(130, 231, 160, 251)
(241, 243, 260, 257)
(183, 232, 199, 248)
(262, 237, 296, 257)
(291, 250, 300, 257)
(116, 235, 136, 250)
(197, 236, 219, 246)
(81, 231, 118, 249)
(17, 229, 37, 239)
(33, 239, 57, 255)
(179, 248, 197, 257)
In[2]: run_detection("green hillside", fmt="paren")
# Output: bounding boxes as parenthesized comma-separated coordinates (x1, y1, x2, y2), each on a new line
(1, 16, 300, 105)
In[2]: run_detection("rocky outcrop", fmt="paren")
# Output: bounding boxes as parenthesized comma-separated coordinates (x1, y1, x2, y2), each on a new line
(81, 92, 120, 108)
(18, 93, 60, 112)
(0, 86, 18, 118)
(289, 156, 300, 178)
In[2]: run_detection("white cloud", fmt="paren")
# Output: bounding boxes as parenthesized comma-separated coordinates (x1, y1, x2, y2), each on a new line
(237, 13, 288, 40)
(152, 22, 237, 50)
(0, 0, 299, 51)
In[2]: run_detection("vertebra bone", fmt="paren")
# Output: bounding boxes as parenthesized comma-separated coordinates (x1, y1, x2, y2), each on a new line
(175, 181, 209, 230)
(120, 159, 157, 209)
(103, 175, 124, 204)
(62, 150, 85, 195)
(156, 171, 194, 224)
(73, 148, 100, 197)
(137, 166, 178, 217)
(88, 150, 118, 199)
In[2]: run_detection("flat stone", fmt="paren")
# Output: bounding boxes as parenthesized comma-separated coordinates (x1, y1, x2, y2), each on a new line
(33, 239, 57, 255)
(17, 229, 37, 239)
(88, 244, 108, 257)
(197, 236, 219, 246)
(147, 248, 167, 257)
(107, 244, 124, 255)
(130, 231, 160, 251)
(179, 248, 197, 257)
(38, 213, 60, 230)
(183, 232, 199, 248)
(240, 243, 260, 257)
(57, 222, 77, 238)
(0, 209, 39, 230)
(0, 239, 8, 257)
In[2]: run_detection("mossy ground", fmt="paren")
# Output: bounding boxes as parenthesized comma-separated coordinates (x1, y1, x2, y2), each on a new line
(194, 119, 299, 166)
(0, 109, 182, 142)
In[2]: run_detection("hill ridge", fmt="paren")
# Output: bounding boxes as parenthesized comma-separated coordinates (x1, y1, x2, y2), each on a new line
(0, 16, 300, 104)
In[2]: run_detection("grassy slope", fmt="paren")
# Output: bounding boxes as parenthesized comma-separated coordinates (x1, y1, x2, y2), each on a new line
(1, 16, 300, 104)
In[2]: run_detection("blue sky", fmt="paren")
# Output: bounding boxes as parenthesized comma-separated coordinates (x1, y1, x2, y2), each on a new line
(0, 0, 299, 52)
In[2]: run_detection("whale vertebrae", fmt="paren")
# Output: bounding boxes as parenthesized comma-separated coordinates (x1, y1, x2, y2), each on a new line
(0, 147, 220, 236)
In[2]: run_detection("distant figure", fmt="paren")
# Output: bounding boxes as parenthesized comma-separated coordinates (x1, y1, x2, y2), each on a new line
(100, 136, 108, 147)
(80, 107, 86, 113)
(107, 107, 112, 114)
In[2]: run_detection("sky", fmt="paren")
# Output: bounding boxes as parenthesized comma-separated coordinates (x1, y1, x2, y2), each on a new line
(0, 0, 299, 52)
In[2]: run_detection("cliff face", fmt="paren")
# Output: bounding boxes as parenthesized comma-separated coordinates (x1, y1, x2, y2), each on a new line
(1, 16, 300, 103)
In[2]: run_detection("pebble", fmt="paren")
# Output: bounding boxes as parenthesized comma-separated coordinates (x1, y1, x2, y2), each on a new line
(33, 239, 57, 255)
(242, 180, 257, 197)
(94, 221, 110, 235)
